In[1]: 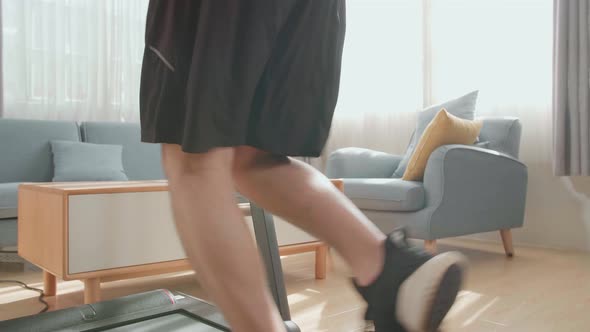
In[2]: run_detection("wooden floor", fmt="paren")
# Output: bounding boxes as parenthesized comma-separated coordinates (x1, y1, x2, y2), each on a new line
(1, 239, 589, 331)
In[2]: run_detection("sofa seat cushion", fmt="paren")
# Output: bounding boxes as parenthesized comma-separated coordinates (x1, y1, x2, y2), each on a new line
(0, 183, 19, 219)
(343, 179, 425, 212)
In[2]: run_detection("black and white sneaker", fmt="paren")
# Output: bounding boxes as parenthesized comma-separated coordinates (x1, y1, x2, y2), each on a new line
(353, 229, 466, 332)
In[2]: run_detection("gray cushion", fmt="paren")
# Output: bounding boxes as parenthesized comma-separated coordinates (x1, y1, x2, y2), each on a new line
(392, 91, 479, 178)
(343, 178, 425, 212)
(51, 140, 129, 182)
(80, 122, 165, 180)
(0, 119, 80, 183)
(0, 183, 19, 219)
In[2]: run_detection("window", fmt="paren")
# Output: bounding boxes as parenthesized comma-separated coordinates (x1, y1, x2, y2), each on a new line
(2, 0, 149, 121)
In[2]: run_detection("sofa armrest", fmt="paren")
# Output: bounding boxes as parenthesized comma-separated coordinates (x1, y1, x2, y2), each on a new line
(422, 144, 528, 238)
(326, 147, 403, 178)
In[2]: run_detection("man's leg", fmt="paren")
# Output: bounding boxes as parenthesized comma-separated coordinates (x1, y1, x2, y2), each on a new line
(161, 144, 285, 332)
(233, 146, 386, 286)
(233, 146, 465, 331)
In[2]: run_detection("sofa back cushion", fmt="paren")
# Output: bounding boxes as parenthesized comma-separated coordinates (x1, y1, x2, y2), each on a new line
(80, 122, 165, 180)
(392, 91, 479, 178)
(0, 119, 80, 183)
(402, 109, 482, 181)
(393, 116, 522, 179)
(479, 117, 522, 158)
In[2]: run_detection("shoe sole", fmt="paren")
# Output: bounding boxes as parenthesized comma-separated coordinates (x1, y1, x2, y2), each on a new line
(395, 252, 467, 332)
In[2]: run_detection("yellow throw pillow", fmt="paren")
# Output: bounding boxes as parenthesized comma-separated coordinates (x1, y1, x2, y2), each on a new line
(402, 109, 482, 181)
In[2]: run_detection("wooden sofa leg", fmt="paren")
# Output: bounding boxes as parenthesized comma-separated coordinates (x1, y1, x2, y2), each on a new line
(500, 229, 514, 257)
(424, 240, 437, 254)
(315, 244, 328, 280)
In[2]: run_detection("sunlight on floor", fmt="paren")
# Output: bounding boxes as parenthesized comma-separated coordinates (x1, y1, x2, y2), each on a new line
(462, 297, 499, 327)
(287, 292, 311, 305)
(446, 290, 483, 319)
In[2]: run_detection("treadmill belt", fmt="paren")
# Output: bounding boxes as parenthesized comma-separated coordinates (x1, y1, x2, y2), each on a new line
(103, 313, 219, 332)
(0, 289, 230, 332)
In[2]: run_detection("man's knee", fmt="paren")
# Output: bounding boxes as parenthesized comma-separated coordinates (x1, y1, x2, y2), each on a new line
(232, 146, 288, 181)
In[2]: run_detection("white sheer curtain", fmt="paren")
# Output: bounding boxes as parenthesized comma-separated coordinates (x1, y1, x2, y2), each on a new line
(429, 0, 553, 164)
(0, 0, 553, 163)
(2, 0, 552, 132)
(323, 0, 424, 167)
(321, 0, 553, 169)
(2, 0, 149, 121)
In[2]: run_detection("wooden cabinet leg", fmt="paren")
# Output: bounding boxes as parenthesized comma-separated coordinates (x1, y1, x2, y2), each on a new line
(84, 278, 101, 304)
(424, 240, 437, 254)
(500, 229, 514, 257)
(315, 244, 328, 280)
(43, 271, 57, 297)
(331, 179, 344, 192)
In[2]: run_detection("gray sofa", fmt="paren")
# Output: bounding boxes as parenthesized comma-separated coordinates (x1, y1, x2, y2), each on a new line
(0, 119, 164, 248)
(326, 117, 528, 256)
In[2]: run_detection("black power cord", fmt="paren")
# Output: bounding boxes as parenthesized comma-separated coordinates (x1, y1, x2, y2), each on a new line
(0, 247, 49, 314)
(0, 248, 49, 314)
(0, 280, 49, 314)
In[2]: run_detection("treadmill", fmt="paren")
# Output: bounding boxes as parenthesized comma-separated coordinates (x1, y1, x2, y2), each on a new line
(0, 202, 300, 332)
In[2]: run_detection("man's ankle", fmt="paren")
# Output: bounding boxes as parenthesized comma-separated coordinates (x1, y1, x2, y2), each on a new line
(353, 240, 386, 287)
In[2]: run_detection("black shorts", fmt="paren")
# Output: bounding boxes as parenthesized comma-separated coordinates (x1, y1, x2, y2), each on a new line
(139, 0, 346, 157)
